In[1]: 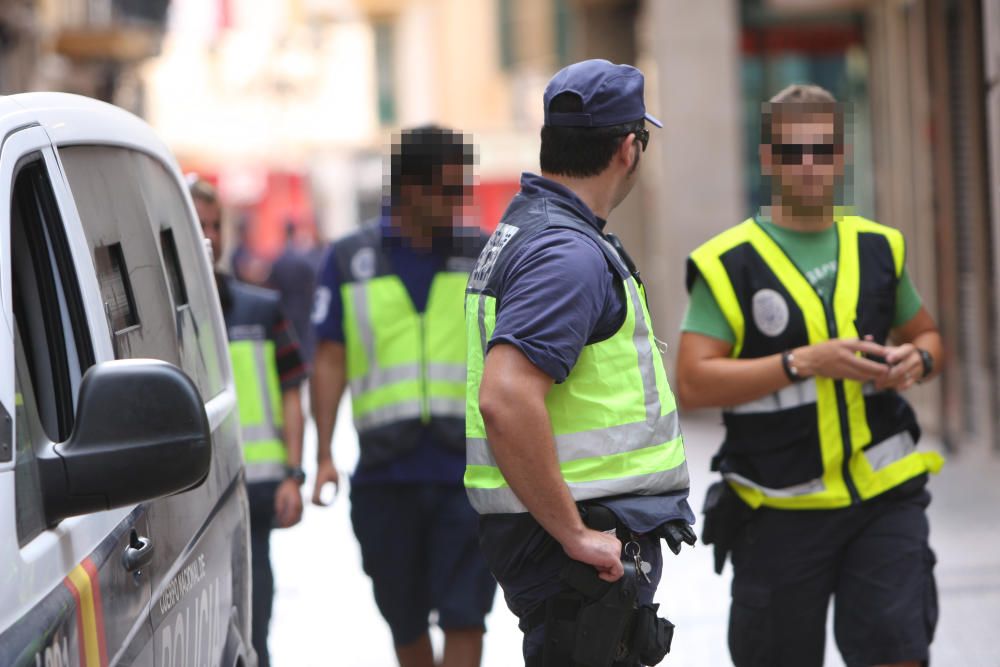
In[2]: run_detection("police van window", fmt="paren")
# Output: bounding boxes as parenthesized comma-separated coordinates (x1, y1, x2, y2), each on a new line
(93, 242, 139, 334)
(14, 331, 47, 546)
(59, 145, 224, 398)
(132, 150, 225, 398)
(10, 155, 93, 443)
(58, 145, 181, 366)
(160, 228, 189, 308)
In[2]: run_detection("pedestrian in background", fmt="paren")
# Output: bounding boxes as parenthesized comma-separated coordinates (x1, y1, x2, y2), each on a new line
(310, 126, 496, 667)
(269, 220, 320, 367)
(191, 178, 308, 667)
(676, 84, 944, 667)
(465, 59, 695, 666)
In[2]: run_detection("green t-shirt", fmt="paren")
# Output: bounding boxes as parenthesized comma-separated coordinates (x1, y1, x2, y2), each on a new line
(682, 218, 923, 344)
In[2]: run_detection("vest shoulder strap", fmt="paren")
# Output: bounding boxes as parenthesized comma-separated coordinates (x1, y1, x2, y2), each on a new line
(841, 215, 906, 277)
(686, 219, 756, 291)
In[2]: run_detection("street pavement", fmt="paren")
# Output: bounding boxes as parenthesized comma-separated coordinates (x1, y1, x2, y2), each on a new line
(269, 402, 1000, 666)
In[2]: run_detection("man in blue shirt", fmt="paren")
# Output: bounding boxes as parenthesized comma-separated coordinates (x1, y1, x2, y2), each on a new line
(310, 126, 496, 667)
(467, 60, 696, 666)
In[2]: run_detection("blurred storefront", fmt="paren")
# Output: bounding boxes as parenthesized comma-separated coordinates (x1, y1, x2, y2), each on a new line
(0, 0, 169, 112)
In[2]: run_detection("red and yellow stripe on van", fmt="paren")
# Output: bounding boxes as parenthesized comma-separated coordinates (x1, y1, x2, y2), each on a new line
(63, 558, 108, 667)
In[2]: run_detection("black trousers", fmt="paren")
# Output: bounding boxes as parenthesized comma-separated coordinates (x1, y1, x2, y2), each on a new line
(247, 480, 280, 667)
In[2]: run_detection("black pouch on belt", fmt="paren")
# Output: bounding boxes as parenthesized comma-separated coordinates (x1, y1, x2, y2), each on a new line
(700, 480, 753, 575)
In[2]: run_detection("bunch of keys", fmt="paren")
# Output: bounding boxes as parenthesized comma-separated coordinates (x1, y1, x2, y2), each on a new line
(624, 540, 652, 583)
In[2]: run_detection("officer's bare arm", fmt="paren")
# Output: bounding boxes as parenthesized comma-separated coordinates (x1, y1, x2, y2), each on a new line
(676, 332, 894, 410)
(311, 340, 347, 504)
(479, 343, 624, 582)
(282, 385, 305, 469)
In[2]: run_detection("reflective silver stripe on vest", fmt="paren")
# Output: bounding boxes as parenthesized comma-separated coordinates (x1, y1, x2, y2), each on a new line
(863, 431, 916, 472)
(349, 362, 464, 397)
(245, 461, 286, 483)
(350, 282, 377, 366)
(429, 397, 466, 419)
(242, 423, 282, 444)
(252, 341, 279, 429)
(350, 364, 421, 396)
(467, 460, 691, 514)
(624, 280, 660, 424)
(477, 293, 489, 358)
(467, 410, 682, 467)
(722, 471, 826, 498)
(355, 400, 423, 431)
(427, 363, 466, 383)
(726, 381, 879, 415)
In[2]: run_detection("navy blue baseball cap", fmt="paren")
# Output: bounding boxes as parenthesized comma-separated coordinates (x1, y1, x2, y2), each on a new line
(543, 59, 662, 129)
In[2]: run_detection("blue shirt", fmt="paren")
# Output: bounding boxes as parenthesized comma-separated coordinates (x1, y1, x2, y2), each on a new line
(488, 173, 627, 381)
(312, 217, 466, 486)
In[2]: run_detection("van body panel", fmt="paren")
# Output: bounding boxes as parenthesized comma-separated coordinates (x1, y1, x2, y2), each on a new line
(0, 93, 253, 666)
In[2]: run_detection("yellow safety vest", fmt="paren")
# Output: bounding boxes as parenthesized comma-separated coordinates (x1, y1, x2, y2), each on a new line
(687, 216, 943, 510)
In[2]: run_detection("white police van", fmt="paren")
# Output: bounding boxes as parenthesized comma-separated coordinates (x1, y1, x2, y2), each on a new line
(0, 93, 254, 666)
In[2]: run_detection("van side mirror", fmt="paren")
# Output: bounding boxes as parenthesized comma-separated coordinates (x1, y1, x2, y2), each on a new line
(36, 360, 212, 525)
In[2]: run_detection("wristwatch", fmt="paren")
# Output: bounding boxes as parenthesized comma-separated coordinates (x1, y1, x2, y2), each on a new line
(917, 348, 934, 380)
(781, 350, 805, 383)
(284, 466, 306, 485)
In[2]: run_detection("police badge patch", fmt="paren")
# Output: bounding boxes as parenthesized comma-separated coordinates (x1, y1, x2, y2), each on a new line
(752, 288, 789, 337)
(350, 247, 376, 281)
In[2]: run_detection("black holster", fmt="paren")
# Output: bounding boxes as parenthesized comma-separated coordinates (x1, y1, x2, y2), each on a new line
(700, 480, 753, 575)
(537, 505, 675, 666)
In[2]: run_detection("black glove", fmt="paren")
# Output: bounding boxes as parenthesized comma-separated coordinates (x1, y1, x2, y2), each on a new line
(654, 519, 697, 556)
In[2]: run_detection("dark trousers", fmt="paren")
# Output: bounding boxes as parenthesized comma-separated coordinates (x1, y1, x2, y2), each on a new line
(728, 487, 937, 667)
(247, 480, 280, 667)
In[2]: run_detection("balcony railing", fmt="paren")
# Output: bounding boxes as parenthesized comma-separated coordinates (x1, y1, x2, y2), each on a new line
(53, 0, 169, 61)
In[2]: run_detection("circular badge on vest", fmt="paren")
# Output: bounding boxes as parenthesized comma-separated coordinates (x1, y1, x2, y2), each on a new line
(350, 247, 376, 280)
(752, 288, 789, 337)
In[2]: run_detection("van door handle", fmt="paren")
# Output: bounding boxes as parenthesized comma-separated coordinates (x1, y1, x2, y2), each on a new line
(122, 530, 154, 572)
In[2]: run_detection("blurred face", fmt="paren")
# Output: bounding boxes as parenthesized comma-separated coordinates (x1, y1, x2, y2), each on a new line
(194, 198, 223, 264)
(397, 162, 470, 245)
(761, 113, 843, 213)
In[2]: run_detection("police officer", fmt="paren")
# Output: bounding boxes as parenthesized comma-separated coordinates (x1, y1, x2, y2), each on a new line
(465, 60, 696, 666)
(190, 179, 308, 667)
(310, 127, 497, 667)
(675, 85, 944, 667)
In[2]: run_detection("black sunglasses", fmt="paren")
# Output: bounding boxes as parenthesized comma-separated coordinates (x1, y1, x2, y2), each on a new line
(772, 142, 838, 165)
(630, 127, 650, 152)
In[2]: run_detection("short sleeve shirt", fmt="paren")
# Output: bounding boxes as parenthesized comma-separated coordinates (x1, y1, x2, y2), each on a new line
(487, 174, 627, 379)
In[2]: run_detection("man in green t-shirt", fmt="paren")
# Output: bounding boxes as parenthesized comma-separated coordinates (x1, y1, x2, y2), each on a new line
(676, 84, 944, 667)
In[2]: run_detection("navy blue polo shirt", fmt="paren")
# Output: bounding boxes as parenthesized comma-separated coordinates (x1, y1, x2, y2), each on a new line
(488, 174, 627, 382)
(312, 217, 466, 486)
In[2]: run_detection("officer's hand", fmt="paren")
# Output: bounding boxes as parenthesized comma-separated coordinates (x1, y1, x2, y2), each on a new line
(564, 528, 624, 583)
(876, 343, 923, 392)
(274, 479, 303, 528)
(795, 339, 892, 382)
(312, 460, 340, 507)
(659, 520, 697, 556)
